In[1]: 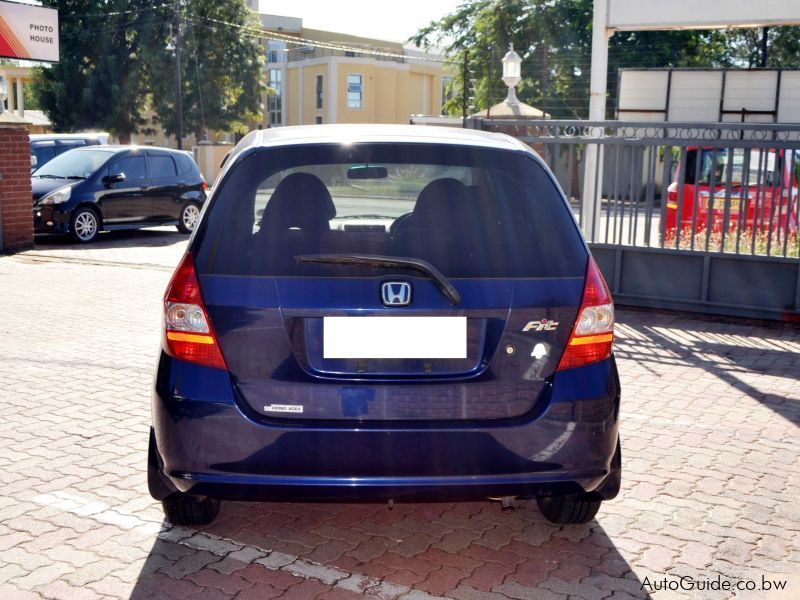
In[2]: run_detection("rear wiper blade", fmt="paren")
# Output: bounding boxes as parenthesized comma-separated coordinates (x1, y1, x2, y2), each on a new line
(294, 253, 461, 305)
(33, 174, 64, 179)
(65, 175, 86, 180)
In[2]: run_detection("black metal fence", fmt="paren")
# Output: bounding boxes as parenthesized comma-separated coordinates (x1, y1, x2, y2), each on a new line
(468, 119, 800, 321)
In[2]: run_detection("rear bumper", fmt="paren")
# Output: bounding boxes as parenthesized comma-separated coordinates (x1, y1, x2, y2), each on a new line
(151, 353, 621, 502)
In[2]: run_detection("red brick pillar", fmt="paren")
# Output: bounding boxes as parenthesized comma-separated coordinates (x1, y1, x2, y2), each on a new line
(0, 126, 33, 252)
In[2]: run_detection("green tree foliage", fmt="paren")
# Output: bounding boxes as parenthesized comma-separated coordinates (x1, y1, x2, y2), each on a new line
(31, 1, 153, 142)
(145, 1, 263, 140)
(724, 26, 800, 68)
(412, 0, 795, 119)
(30, 1, 262, 143)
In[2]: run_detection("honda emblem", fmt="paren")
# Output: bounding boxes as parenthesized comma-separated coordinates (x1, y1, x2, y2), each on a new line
(381, 281, 412, 306)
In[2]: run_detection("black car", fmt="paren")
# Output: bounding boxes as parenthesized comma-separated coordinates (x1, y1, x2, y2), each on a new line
(32, 146, 207, 243)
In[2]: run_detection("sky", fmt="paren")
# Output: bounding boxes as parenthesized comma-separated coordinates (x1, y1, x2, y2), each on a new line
(257, 0, 463, 43)
(10, 0, 461, 46)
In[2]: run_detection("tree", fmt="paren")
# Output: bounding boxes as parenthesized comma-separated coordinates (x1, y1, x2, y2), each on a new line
(410, 0, 770, 119)
(30, 1, 263, 143)
(724, 26, 800, 68)
(144, 0, 263, 141)
(31, 0, 153, 142)
(411, 0, 536, 116)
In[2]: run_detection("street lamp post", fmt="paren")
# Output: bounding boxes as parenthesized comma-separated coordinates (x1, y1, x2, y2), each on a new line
(501, 45, 522, 106)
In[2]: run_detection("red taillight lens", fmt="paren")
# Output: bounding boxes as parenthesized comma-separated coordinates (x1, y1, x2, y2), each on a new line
(556, 257, 614, 371)
(201, 179, 207, 191)
(163, 253, 227, 370)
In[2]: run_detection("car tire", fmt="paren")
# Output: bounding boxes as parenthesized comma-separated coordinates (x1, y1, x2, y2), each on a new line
(162, 493, 220, 526)
(536, 493, 602, 525)
(70, 207, 100, 243)
(177, 201, 201, 234)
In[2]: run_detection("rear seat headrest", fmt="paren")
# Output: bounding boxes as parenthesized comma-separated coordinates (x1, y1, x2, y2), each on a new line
(412, 178, 468, 222)
(260, 173, 336, 235)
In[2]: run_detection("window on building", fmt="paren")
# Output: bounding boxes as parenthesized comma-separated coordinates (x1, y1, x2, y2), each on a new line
(316, 74, 323, 109)
(268, 68, 282, 126)
(267, 41, 286, 64)
(315, 116, 323, 124)
(347, 74, 363, 109)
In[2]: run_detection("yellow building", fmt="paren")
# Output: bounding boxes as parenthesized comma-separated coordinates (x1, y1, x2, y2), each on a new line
(256, 13, 447, 127)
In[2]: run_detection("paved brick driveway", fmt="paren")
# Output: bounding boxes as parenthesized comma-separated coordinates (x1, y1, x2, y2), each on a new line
(1, 229, 798, 599)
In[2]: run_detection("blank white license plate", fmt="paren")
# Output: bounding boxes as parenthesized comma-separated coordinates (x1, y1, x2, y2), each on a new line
(323, 316, 467, 359)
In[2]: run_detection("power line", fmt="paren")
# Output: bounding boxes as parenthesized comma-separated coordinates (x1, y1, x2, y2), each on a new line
(60, 3, 172, 19)
(185, 11, 450, 65)
(55, 7, 739, 83)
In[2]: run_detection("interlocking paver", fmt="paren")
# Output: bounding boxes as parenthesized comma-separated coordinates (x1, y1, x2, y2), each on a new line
(10, 563, 74, 590)
(37, 579, 103, 600)
(458, 562, 516, 591)
(492, 581, 567, 600)
(0, 233, 798, 598)
(186, 568, 254, 594)
(0, 564, 27, 585)
(234, 582, 284, 600)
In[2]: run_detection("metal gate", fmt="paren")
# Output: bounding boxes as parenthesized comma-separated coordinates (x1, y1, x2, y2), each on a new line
(468, 119, 800, 322)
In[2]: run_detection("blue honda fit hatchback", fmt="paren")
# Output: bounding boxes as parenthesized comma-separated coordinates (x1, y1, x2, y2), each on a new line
(149, 125, 621, 526)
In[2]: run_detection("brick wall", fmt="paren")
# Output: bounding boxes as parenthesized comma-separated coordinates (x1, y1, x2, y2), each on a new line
(0, 126, 33, 252)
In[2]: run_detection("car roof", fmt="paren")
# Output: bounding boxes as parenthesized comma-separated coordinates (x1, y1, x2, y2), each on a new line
(30, 133, 108, 140)
(68, 145, 186, 155)
(234, 124, 532, 154)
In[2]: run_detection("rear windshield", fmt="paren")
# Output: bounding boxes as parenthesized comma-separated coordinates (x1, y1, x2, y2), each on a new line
(195, 143, 586, 278)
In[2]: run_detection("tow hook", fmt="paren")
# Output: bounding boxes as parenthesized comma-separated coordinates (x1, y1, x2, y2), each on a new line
(489, 496, 517, 510)
(500, 496, 517, 510)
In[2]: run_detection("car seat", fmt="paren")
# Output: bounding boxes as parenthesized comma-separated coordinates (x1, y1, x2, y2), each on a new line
(257, 173, 336, 268)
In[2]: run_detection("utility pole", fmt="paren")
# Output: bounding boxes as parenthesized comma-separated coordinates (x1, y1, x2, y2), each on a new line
(759, 27, 769, 68)
(541, 42, 549, 114)
(487, 46, 494, 120)
(174, 0, 183, 150)
(461, 51, 469, 127)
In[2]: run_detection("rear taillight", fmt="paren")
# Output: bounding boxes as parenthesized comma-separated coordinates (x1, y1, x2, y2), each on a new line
(163, 253, 227, 370)
(201, 179, 207, 191)
(556, 257, 614, 371)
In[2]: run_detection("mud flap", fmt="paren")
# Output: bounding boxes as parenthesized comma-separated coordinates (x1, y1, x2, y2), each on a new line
(595, 437, 622, 500)
(148, 427, 178, 501)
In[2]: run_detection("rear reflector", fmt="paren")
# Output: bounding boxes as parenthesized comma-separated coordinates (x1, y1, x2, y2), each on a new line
(556, 257, 614, 371)
(163, 254, 227, 370)
(568, 333, 613, 346)
(165, 331, 215, 344)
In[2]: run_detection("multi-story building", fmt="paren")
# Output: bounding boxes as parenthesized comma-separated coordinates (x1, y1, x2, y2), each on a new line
(254, 12, 447, 127)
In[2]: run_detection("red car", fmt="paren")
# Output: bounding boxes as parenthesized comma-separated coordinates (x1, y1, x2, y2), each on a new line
(665, 147, 799, 240)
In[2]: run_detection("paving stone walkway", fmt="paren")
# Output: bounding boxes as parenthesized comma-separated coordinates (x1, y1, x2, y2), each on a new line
(0, 230, 797, 599)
